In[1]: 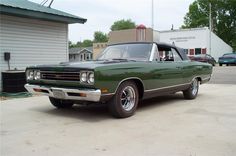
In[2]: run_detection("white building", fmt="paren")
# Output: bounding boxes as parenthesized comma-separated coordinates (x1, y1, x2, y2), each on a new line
(108, 27, 233, 61)
(0, 0, 86, 91)
(159, 28, 233, 60)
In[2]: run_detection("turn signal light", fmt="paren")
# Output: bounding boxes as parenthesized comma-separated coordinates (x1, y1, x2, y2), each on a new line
(34, 88, 42, 92)
(101, 88, 109, 93)
(79, 93, 87, 97)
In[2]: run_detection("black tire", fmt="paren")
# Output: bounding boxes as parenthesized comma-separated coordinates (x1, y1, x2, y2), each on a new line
(183, 78, 199, 100)
(49, 97, 74, 108)
(108, 81, 139, 118)
(226, 64, 229, 66)
(219, 64, 222, 66)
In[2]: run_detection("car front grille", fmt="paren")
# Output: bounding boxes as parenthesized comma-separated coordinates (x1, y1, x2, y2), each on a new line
(40, 71, 80, 81)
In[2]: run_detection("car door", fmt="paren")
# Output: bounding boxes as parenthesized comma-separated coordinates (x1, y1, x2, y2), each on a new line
(145, 45, 183, 90)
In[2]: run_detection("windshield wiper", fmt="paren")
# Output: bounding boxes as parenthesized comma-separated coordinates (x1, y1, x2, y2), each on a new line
(112, 58, 136, 62)
(96, 59, 110, 61)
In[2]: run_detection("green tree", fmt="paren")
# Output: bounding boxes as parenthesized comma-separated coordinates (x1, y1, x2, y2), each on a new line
(69, 41, 77, 48)
(81, 39, 93, 47)
(110, 19, 136, 31)
(94, 31, 108, 43)
(182, 0, 236, 50)
(73, 40, 93, 48)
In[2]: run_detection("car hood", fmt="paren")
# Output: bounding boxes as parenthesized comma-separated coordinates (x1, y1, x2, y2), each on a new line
(28, 60, 144, 71)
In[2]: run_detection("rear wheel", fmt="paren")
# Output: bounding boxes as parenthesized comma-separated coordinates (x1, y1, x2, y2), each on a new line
(219, 64, 222, 66)
(49, 97, 74, 108)
(108, 81, 139, 118)
(183, 78, 199, 100)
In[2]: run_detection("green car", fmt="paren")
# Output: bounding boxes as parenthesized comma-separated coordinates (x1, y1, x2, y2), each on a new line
(25, 42, 212, 118)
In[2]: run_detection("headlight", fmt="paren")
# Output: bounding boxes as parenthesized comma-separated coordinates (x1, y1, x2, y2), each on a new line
(34, 70, 41, 80)
(80, 71, 94, 84)
(26, 70, 34, 80)
(80, 72, 87, 82)
(88, 72, 94, 84)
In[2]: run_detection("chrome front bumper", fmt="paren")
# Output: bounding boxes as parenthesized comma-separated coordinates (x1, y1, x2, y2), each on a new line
(24, 84, 101, 102)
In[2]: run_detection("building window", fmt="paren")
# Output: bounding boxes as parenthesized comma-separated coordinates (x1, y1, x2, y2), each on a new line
(189, 49, 195, 55)
(202, 48, 207, 54)
(87, 54, 90, 60)
(195, 48, 201, 55)
(183, 49, 188, 55)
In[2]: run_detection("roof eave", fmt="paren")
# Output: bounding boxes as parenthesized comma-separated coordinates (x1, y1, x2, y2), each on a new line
(0, 5, 87, 24)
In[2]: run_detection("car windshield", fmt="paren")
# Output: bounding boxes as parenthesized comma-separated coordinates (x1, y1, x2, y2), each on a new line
(97, 43, 153, 61)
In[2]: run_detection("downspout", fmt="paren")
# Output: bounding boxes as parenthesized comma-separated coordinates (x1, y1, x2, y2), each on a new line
(66, 24, 69, 61)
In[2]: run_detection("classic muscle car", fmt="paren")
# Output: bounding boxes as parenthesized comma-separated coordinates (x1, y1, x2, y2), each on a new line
(25, 42, 212, 118)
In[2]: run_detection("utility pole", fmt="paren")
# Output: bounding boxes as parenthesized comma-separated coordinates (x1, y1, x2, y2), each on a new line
(209, 2, 212, 55)
(151, 0, 154, 29)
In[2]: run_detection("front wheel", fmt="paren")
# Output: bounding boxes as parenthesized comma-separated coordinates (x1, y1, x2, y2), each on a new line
(49, 97, 74, 108)
(108, 81, 139, 118)
(183, 78, 199, 100)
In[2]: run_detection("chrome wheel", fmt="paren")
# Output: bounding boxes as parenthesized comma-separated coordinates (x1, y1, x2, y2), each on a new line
(191, 79, 199, 96)
(183, 78, 199, 100)
(120, 86, 136, 111)
(109, 81, 139, 118)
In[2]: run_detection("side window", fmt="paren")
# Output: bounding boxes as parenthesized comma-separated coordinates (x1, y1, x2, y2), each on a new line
(172, 48, 182, 62)
(164, 50, 174, 61)
(157, 46, 182, 62)
(158, 47, 173, 62)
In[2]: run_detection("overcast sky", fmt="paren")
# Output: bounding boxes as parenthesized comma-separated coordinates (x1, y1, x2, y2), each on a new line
(30, 0, 194, 43)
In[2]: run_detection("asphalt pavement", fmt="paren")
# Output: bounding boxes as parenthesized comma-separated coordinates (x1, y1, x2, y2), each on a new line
(1, 66, 236, 156)
(209, 66, 236, 84)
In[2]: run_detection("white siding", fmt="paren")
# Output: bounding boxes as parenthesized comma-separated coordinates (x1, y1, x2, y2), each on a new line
(159, 28, 208, 49)
(210, 30, 233, 60)
(158, 28, 232, 60)
(0, 15, 68, 91)
(153, 30, 160, 42)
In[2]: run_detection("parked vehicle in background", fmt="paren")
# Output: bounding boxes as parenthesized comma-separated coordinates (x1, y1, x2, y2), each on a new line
(25, 42, 212, 118)
(189, 54, 216, 66)
(218, 53, 236, 66)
